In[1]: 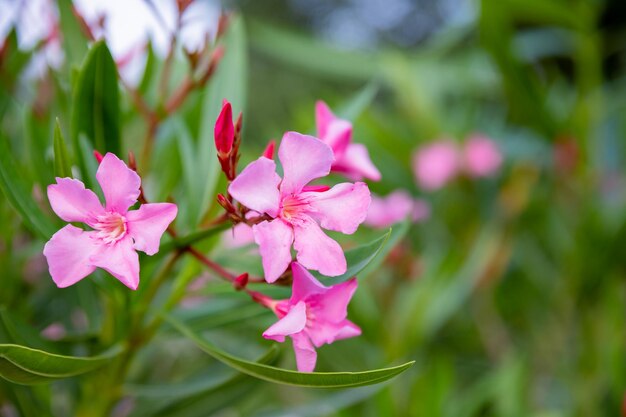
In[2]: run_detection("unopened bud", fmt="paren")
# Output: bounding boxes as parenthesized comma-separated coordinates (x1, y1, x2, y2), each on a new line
(217, 12, 230, 39)
(262, 140, 276, 160)
(93, 150, 104, 164)
(127, 151, 137, 171)
(233, 272, 249, 290)
(216, 193, 236, 214)
(215, 100, 234, 156)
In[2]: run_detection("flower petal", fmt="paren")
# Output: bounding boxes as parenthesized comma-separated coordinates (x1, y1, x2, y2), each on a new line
(263, 301, 307, 343)
(253, 219, 294, 283)
(315, 100, 335, 139)
(333, 143, 382, 181)
(302, 182, 370, 234)
(228, 157, 281, 217)
(290, 261, 328, 302)
(318, 278, 358, 319)
(334, 321, 362, 341)
(322, 119, 352, 158)
(291, 332, 317, 373)
(43, 225, 99, 288)
(90, 236, 140, 290)
(364, 190, 414, 228)
(96, 153, 141, 214)
(278, 132, 334, 195)
(293, 216, 346, 277)
(47, 178, 104, 223)
(412, 140, 459, 190)
(126, 203, 178, 255)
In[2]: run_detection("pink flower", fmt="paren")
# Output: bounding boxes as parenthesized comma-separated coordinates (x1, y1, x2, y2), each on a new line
(214, 100, 234, 156)
(228, 132, 370, 283)
(263, 262, 361, 372)
(412, 140, 460, 191)
(315, 101, 381, 181)
(43, 153, 177, 290)
(365, 191, 430, 228)
(463, 135, 502, 178)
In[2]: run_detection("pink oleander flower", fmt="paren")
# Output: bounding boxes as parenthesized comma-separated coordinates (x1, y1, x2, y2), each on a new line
(463, 135, 502, 178)
(263, 262, 361, 372)
(315, 101, 381, 181)
(412, 140, 460, 191)
(228, 132, 370, 283)
(43, 153, 177, 290)
(365, 190, 430, 228)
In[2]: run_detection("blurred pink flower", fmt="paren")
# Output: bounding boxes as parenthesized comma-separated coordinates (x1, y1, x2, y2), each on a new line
(222, 222, 256, 249)
(315, 101, 381, 181)
(412, 140, 460, 190)
(41, 323, 66, 341)
(365, 190, 430, 228)
(229, 132, 370, 283)
(43, 153, 177, 290)
(463, 135, 502, 178)
(263, 262, 361, 372)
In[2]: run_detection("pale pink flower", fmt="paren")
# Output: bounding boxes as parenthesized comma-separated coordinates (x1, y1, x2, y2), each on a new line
(463, 135, 502, 178)
(263, 262, 361, 372)
(365, 190, 430, 228)
(41, 323, 66, 341)
(412, 140, 460, 191)
(222, 222, 255, 249)
(43, 153, 177, 290)
(315, 101, 381, 181)
(228, 132, 370, 283)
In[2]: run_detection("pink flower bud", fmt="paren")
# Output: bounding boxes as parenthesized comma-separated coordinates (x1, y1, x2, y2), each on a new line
(262, 140, 276, 160)
(93, 150, 104, 164)
(214, 100, 234, 156)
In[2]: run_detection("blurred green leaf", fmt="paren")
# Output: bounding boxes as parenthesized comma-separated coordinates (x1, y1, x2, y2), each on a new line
(166, 315, 414, 388)
(71, 40, 121, 183)
(0, 137, 56, 239)
(0, 344, 122, 385)
(53, 119, 72, 178)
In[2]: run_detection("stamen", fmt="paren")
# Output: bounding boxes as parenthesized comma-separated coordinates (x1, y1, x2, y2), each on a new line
(93, 212, 127, 244)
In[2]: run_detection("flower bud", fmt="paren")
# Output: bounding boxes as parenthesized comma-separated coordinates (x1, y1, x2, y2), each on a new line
(214, 100, 234, 157)
(262, 140, 275, 159)
(93, 150, 104, 164)
(233, 272, 249, 290)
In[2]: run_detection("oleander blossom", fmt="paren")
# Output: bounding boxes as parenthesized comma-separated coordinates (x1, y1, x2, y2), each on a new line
(412, 140, 460, 191)
(315, 101, 381, 181)
(263, 262, 361, 372)
(228, 132, 371, 283)
(43, 153, 177, 290)
(365, 191, 430, 228)
(463, 134, 502, 178)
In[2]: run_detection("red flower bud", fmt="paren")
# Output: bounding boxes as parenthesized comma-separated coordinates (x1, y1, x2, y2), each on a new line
(93, 150, 104, 164)
(233, 272, 249, 290)
(214, 100, 234, 156)
(262, 140, 275, 160)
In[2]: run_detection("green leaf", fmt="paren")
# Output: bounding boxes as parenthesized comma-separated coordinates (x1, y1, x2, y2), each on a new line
(53, 119, 72, 178)
(0, 137, 56, 240)
(322, 225, 405, 286)
(166, 315, 414, 388)
(71, 40, 121, 184)
(337, 82, 379, 121)
(0, 344, 123, 385)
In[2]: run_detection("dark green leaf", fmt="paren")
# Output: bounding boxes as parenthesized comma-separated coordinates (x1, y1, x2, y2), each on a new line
(0, 344, 122, 385)
(0, 137, 56, 239)
(53, 119, 72, 178)
(166, 315, 414, 388)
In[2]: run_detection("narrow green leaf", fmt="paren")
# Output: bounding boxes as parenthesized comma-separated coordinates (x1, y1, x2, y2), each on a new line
(0, 344, 123, 385)
(71, 40, 121, 183)
(53, 119, 72, 178)
(337, 82, 379, 121)
(166, 316, 414, 388)
(0, 138, 56, 239)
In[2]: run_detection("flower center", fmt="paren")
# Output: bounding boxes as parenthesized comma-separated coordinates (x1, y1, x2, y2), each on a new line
(93, 212, 127, 244)
(280, 195, 310, 222)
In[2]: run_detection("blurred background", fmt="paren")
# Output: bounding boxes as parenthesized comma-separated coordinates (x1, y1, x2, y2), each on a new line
(1, 0, 626, 416)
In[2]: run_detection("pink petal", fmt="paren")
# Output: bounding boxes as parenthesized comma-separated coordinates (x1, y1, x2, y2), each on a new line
(315, 100, 335, 139)
(96, 153, 141, 214)
(317, 278, 358, 319)
(126, 203, 178, 255)
(47, 178, 104, 223)
(463, 135, 502, 177)
(412, 199, 430, 223)
(334, 321, 362, 341)
(322, 120, 352, 159)
(412, 140, 459, 190)
(290, 261, 327, 302)
(90, 236, 140, 290)
(291, 332, 317, 372)
(307, 320, 345, 348)
(228, 157, 281, 217)
(333, 143, 381, 181)
(278, 132, 334, 195)
(302, 182, 370, 234)
(252, 219, 294, 283)
(293, 216, 346, 277)
(364, 190, 415, 228)
(263, 301, 307, 342)
(222, 223, 256, 248)
(43, 225, 99, 288)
